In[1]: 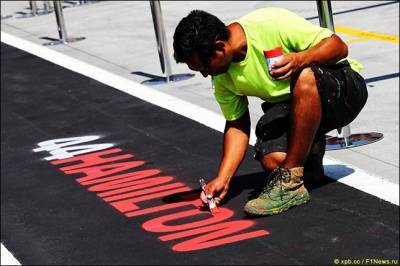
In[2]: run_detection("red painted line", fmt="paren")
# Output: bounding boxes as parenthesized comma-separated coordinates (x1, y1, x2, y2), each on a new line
(71, 161, 145, 183)
(109, 186, 193, 211)
(90, 175, 175, 195)
(102, 182, 187, 202)
(51, 148, 134, 171)
(81, 169, 161, 186)
(125, 200, 200, 218)
(163, 221, 270, 252)
(42, 138, 269, 252)
(142, 208, 235, 232)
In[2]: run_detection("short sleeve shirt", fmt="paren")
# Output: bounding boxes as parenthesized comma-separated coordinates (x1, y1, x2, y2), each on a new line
(213, 7, 361, 121)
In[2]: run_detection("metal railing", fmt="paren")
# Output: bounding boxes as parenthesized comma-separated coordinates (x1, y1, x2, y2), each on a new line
(142, 0, 194, 85)
(16, 0, 53, 18)
(316, 0, 383, 150)
(42, 1, 85, 46)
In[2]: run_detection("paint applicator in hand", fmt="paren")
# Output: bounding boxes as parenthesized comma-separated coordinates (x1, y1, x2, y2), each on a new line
(199, 178, 220, 214)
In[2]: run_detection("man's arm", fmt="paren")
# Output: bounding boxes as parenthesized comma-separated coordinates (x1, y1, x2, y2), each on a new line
(300, 34, 348, 66)
(271, 34, 348, 80)
(201, 109, 250, 205)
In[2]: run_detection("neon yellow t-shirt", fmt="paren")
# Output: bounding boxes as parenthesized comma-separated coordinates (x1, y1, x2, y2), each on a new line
(213, 7, 362, 121)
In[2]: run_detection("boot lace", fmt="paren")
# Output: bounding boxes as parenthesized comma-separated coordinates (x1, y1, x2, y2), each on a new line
(261, 167, 290, 201)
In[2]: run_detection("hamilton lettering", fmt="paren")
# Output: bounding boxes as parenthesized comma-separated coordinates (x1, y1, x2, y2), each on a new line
(33, 135, 269, 252)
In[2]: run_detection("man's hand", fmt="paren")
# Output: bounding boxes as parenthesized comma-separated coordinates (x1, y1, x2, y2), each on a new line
(270, 52, 304, 80)
(270, 34, 348, 81)
(200, 177, 230, 206)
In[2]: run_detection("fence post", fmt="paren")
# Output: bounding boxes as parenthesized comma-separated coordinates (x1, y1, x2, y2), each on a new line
(16, 0, 38, 18)
(43, 1, 85, 46)
(141, 1, 194, 85)
(54, 0, 68, 42)
(17, 1, 53, 18)
(316, 0, 383, 150)
(150, 0, 172, 82)
(30, 0, 38, 16)
(42, 1, 53, 14)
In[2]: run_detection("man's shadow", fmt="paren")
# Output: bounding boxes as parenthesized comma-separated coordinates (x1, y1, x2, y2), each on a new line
(161, 172, 266, 208)
(163, 164, 354, 208)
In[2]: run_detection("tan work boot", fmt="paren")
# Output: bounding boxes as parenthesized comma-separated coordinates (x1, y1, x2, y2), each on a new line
(244, 166, 310, 216)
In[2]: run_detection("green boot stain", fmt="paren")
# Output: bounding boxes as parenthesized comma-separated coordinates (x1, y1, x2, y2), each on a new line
(244, 166, 310, 216)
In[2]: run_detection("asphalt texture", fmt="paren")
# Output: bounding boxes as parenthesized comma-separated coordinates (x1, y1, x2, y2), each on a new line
(1, 43, 399, 265)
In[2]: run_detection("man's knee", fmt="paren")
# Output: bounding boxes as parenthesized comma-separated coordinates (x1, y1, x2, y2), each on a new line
(292, 67, 318, 97)
(260, 152, 286, 172)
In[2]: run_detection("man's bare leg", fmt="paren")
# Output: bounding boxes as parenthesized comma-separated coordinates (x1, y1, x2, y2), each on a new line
(282, 68, 321, 169)
(244, 68, 319, 215)
(260, 68, 321, 171)
(260, 152, 286, 172)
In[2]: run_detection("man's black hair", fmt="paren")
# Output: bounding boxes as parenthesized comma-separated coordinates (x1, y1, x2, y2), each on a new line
(173, 10, 229, 63)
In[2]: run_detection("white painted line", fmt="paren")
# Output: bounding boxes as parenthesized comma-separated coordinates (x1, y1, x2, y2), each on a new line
(1, 243, 21, 266)
(323, 157, 399, 205)
(1, 31, 398, 206)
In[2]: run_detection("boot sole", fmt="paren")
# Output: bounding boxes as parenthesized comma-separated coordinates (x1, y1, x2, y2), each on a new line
(244, 194, 311, 216)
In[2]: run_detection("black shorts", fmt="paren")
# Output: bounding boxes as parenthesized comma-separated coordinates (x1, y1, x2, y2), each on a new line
(254, 61, 368, 160)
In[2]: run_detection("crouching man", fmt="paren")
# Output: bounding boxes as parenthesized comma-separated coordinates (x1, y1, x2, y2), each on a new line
(173, 7, 368, 215)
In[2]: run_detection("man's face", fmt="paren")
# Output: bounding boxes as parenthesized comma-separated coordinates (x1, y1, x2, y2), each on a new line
(186, 49, 231, 78)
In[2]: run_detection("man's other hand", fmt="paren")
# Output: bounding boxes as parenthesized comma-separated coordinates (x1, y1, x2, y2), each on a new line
(270, 52, 303, 80)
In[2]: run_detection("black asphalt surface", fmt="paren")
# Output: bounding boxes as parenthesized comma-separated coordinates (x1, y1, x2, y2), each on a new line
(1, 43, 399, 265)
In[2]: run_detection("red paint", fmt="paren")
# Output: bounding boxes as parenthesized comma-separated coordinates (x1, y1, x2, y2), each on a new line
(63, 161, 146, 183)
(125, 199, 201, 218)
(89, 175, 174, 194)
(161, 221, 270, 252)
(102, 182, 186, 202)
(51, 148, 133, 171)
(81, 169, 161, 186)
(37, 137, 270, 252)
(142, 208, 234, 232)
(110, 186, 192, 212)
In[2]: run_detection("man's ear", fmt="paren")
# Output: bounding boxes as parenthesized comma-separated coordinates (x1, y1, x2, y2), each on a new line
(215, 40, 226, 54)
